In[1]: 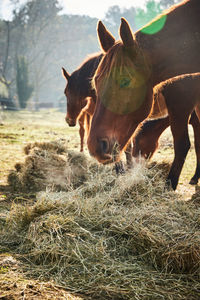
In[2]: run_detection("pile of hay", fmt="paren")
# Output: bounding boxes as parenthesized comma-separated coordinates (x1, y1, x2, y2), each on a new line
(8, 140, 96, 192)
(2, 159, 200, 299)
(0, 254, 82, 300)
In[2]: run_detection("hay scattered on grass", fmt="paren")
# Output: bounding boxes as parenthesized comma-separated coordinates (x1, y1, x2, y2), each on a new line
(2, 157, 200, 299)
(23, 140, 68, 155)
(8, 140, 96, 193)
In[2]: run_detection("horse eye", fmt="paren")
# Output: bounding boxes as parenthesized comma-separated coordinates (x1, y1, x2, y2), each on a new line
(120, 77, 131, 88)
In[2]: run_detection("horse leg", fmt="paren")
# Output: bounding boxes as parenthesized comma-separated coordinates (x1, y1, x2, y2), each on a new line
(167, 114, 191, 190)
(85, 113, 91, 135)
(189, 111, 200, 184)
(115, 161, 125, 175)
(125, 142, 133, 169)
(78, 120, 85, 152)
(114, 141, 133, 174)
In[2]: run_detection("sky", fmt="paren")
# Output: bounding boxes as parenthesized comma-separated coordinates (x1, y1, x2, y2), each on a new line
(0, 0, 148, 20)
(58, 0, 147, 18)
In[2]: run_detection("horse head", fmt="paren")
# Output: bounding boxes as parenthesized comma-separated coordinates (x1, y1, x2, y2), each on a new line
(87, 18, 153, 164)
(62, 67, 87, 127)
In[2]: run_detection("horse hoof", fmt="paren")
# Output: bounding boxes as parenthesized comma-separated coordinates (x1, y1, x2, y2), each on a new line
(115, 161, 125, 175)
(165, 178, 176, 191)
(189, 178, 198, 185)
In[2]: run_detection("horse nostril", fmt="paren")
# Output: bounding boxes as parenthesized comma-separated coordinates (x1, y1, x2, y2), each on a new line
(69, 122, 76, 127)
(99, 138, 109, 154)
(66, 117, 76, 127)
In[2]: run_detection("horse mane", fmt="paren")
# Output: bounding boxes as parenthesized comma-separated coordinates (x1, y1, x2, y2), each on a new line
(68, 52, 103, 95)
(71, 52, 102, 79)
(76, 52, 102, 72)
(150, 72, 200, 118)
(154, 72, 200, 95)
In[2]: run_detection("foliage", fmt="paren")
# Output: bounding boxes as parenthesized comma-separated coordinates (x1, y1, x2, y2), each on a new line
(16, 56, 33, 108)
(135, 0, 162, 29)
(104, 5, 137, 34)
(160, 0, 180, 9)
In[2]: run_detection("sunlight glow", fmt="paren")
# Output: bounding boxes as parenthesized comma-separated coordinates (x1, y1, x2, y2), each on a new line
(141, 14, 167, 35)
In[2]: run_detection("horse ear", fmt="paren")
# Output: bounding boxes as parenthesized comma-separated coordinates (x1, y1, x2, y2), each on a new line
(120, 18, 136, 48)
(62, 67, 70, 81)
(97, 20, 115, 52)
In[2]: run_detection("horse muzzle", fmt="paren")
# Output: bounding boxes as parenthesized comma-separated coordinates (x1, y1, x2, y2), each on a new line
(88, 137, 121, 164)
(65, 116, 76, 127)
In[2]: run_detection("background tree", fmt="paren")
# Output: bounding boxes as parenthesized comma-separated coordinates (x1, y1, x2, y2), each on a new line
(0, 1, 27, 103)
(160, 0, 179, 9)
(104, 5, 137, 37)
(135, 0, 162, 29)
(0, 20, 12, 98)
(16, 56, 33, 109)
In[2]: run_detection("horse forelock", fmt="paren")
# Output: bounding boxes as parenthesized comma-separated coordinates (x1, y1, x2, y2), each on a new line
(93, 41, 151, 94)
(93, 42, 122, 87)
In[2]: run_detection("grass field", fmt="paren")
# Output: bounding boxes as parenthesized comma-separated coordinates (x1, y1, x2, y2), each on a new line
(0, 110, 199, 299)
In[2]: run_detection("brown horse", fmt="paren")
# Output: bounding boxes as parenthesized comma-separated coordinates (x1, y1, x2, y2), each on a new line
(62, 53, 102, 126)
(62, 53, 102, 151)
(132, 73, 200, 185)
(87, 0, 200, 190)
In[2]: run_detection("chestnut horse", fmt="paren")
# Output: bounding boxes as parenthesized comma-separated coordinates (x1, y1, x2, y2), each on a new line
(132, 73, 200, 185)
(62, 53, 102, 151)
(87, 0, 200, 190)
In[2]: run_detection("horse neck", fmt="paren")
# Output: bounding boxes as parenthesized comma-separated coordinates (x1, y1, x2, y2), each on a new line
(77, 54, 102, 97)
(136, 0, 200, 85)
(72, 70, 90, 98)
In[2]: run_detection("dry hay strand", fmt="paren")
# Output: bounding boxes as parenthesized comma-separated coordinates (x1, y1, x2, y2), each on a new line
(7, 140, 96, 193)
(2, 162, 200, 299)
(0, 255, 82, 300)
(23, 140, 68, 155)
